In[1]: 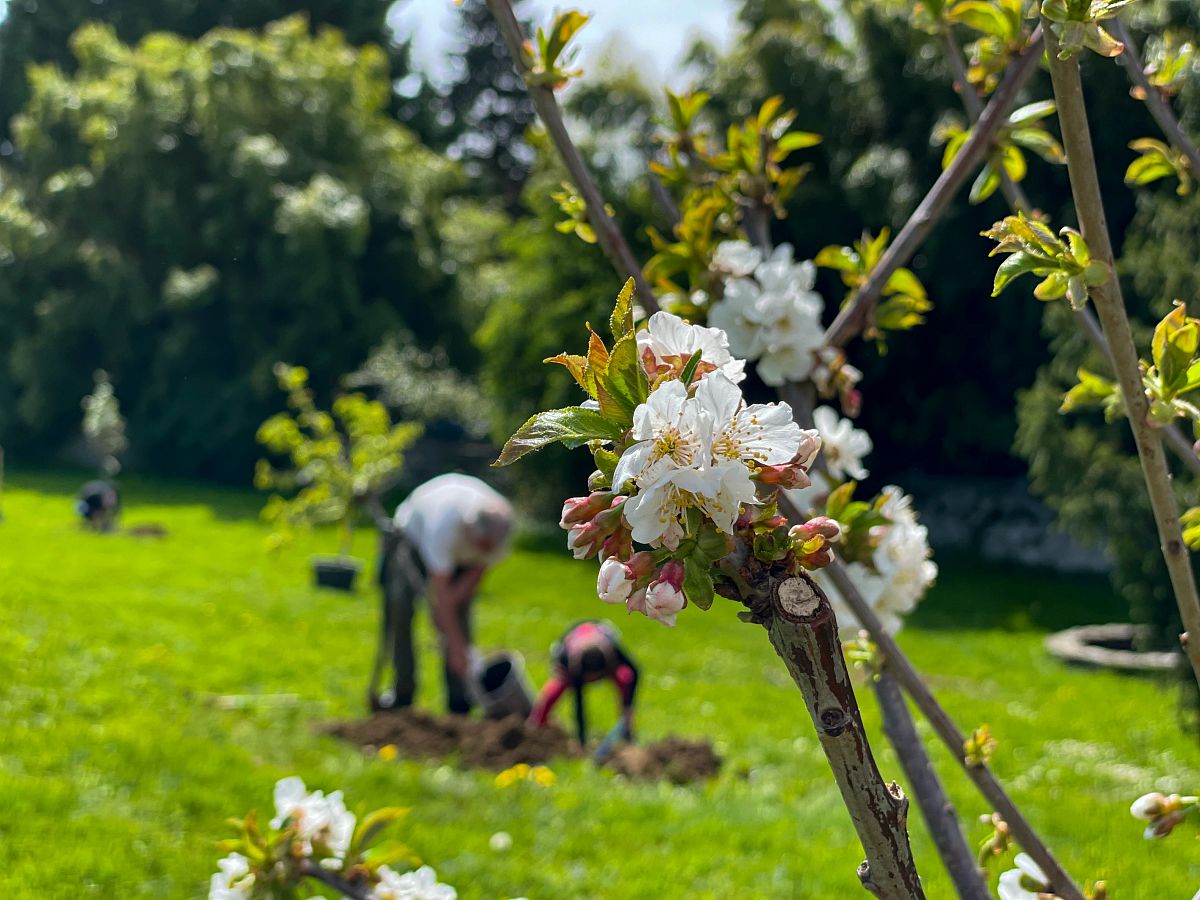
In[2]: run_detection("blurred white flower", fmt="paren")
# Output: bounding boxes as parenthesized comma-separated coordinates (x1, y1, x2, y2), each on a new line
(812, 406, 872, 481)
(489, 831, 513, 852)
(372, 865, 457, 900)
(817, 486, 936, 638)
(712, 239, 762, 276)
(636, 311, 745, 385)
(270, 776, 355, 862)
(998, 853, 1053, 900)
(209, 852, 253, 900)
(708, 243, 825, 386)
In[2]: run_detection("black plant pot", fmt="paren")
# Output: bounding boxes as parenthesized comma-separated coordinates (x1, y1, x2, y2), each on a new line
(312, 556, 363, 593)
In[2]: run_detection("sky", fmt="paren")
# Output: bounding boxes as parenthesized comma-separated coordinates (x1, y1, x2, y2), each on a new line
(389, 0, 739, 89)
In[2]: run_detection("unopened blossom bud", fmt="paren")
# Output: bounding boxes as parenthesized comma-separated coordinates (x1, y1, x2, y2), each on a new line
(1130, 792, 1177, 821)
(564, 498, 627, 560)
(789, 516, 842, 544)
(560, 492, 615, 529)
(642, 559, 687, 627)
(1144, 807, 1188, 840)
(600, 526, 633, 562)
(754, 463, 812, 490)
(596, 552, 656, 604)
(841, 387, 863, 419)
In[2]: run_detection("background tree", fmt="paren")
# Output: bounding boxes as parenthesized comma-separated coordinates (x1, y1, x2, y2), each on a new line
(0, 17, 464, 481)
(0, 0, 414, 144)
(434, 0, 537, 210)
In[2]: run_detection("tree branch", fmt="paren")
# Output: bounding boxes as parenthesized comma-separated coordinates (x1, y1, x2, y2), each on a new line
(1109, 18, 1200, 177)
(813, 553, 1087, 900)
(483, 0, 660, 313)
(873, 670, 990, 900)
(823, 27, 1044, 349)
(761, 573, 926, 899)
(298, 860, 372, 900)
(1043, 20, 1200, 689)
(940, 25, 1200, 478)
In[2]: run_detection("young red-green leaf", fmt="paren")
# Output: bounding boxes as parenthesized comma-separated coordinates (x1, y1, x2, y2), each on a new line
(603, 331, 648, 420)
(495, 407, 625, 467)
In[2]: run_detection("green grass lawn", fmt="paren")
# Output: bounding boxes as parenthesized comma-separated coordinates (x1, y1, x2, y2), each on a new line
(1, 469, 1198, 898)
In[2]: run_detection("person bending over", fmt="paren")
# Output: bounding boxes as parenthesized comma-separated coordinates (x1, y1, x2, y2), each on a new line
(375, 473, 513, 714)
(529, 620, 639, 746)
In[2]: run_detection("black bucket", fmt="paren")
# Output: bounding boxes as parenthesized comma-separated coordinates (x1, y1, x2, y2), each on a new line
(472, 651, 534, 720)
(312, 556, 362, 592)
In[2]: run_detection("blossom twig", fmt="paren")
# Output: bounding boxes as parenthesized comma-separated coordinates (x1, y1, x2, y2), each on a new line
(298, 860, 372, 900)
(823, 27, 1044, 349)
(483, 0, 660, 312)
(1043, 18, 1200, 690)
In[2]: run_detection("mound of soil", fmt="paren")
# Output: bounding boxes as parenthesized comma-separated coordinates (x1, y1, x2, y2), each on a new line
(321, 709, 571, 770)
(606, 737, 722, 783)
(322, 711, 722, 782)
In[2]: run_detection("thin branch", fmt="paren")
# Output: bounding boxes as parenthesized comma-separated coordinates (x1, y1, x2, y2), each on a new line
(298, 860, 372, 900)
(483, 0, 660, 313)
(873, 671, 990, 900)
(942, 27, 1200, 477)
(1109, 18, 1200, 176)
(762, 574, 926, 899)
(1043, 20, 1200, 687)
(823, 27, 1044, 349)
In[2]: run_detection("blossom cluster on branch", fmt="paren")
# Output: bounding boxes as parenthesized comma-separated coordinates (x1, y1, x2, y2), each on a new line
(210, 776, 454, 900)
(499, 281, 838, 626)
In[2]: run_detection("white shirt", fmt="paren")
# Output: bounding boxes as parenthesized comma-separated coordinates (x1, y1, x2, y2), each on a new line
(394, 474, 513, 576)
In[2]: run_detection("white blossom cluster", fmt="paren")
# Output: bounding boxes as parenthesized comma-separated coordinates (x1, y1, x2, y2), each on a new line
(209, 777, 457, 900)
(818, 485, 937, 637)
(708, 240, 826, 386)
(563, 310, 823, 627)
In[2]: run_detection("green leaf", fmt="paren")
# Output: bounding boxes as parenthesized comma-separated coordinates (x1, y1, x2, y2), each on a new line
(1060, 367, 1117, 414)
(683, 556, 716, 610)
(947, 0, 1011, 37)
(352, 807, 409, 853)
(1007, 100, 1057, 126)
(679, 348, 704, 385)
(776, 131, 822, 159)
(969, 162, 1001, 204)
(991, 251, 1040, 296)
(494, 407, 625, 467)
(610, 277, 636, 339)
(604, 331, 648, 419)
(695, 525, 732, 564)
(825, 480, 857, 521)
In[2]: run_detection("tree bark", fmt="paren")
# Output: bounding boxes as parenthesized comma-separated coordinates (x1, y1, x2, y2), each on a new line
(762, 573, 926, 899)
(1043, 21, 1200, 690)
(874, 671, 990, 900)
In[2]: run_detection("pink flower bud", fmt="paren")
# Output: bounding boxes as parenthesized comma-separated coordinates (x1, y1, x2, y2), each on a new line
(564, 497, 628, 560)
(789, 516, 842, 544)
(560, 492, 615, 529)
(642, 559, 687, 627)
(754, 463, 812, 490)
(597, 557, 635, 605)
